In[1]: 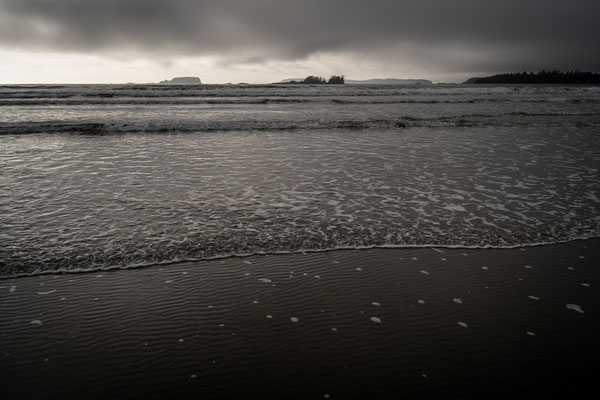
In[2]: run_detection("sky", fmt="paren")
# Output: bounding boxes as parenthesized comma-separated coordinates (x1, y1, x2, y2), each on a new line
(0, 0, 599, 84)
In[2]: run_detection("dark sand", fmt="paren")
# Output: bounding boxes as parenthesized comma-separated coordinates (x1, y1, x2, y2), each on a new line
(1, 239, 598, 399)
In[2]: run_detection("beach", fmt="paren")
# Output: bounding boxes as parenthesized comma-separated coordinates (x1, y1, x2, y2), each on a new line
(2, 239, 597, 399)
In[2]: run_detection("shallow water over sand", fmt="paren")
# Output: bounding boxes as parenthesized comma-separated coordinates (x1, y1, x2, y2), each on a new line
(1, 84, 599, 277)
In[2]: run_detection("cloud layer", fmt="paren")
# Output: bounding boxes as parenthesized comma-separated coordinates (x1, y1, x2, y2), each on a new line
(1, 0, 599, 79)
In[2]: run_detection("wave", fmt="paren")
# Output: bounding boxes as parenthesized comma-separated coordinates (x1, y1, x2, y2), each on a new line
(1, 113, 599, 135)
(2, 234, 598, 280)
(3, 97, 600, 106)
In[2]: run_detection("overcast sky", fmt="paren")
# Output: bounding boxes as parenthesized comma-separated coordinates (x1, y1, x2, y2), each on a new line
(1, 0, 599, 83)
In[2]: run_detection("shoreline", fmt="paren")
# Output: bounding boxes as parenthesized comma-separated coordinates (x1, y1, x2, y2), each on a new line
(2, 236, 599, 280)
(2, 239, 598, 399)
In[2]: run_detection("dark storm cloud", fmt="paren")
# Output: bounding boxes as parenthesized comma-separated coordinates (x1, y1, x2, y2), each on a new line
(1, 0, 599, 72)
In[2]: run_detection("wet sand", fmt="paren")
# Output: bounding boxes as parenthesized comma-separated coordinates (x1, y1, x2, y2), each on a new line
(1, 239, 598, 399)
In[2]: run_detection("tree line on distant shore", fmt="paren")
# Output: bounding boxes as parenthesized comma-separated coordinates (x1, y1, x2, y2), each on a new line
(468, 70, 600, 84)
(286, 75, 345, 84)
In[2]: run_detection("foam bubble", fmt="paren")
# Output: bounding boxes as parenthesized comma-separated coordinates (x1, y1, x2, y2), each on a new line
(458, 322, 468, 328)
(453, 298, 463, 304)
(290, 317, 299, 323)
(418, 300, 425, 304)
(9, 285, 16, 293)
(372, 302, 381, 306)
(30, 320, 42, 325)
(566, 304, 584, 313)
(528, 295, 540, 300)
(420, 270, 430, 275)
(527, 331, 536, 336)
(258, 278, 272, 283)
(370, 317, 381, 323)
(581, 283, 590, 287)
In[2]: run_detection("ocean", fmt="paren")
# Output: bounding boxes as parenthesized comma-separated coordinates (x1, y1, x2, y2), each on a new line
(1, 83, 599, 277)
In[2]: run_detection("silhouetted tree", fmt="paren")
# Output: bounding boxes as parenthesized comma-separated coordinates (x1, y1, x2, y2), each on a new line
(472, 70, 600, 84)
(302, 76, 327, 84)
(327, 75, 345, 84)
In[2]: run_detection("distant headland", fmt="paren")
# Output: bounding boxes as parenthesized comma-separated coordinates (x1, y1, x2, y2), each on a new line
(464, 70, 600, 84)
(277, 77, 432, 85)
(158, 77, 202, 85)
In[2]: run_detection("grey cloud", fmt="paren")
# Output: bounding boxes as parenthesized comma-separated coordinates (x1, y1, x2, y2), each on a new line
(1, 0, 599, 73)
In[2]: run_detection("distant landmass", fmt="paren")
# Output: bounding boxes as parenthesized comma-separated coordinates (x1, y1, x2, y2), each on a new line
(158, 77, 202, 85)
(464, 70, 600, 84)
(279, 75, 345, 84)
(277, 77, 432, 85)
(346, 78, 433, 85)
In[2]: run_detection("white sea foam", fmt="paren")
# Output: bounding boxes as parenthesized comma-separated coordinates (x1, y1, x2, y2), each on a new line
(290, 317, 299, 323)
(30, 320, 42, 325)
(370, 317, 381, 323)
(453, 298, 462, 304)
(528, 296, 540, 301)
(458, 322, 468, 328)
(566, 304, 584, 313)
(38, 290, 56, 295)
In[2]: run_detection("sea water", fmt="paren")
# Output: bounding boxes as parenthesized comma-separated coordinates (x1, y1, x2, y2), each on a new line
(1, 84, 599, 277)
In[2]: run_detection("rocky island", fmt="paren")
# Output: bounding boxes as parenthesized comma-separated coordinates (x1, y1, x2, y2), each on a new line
(158, 77, 202, 85)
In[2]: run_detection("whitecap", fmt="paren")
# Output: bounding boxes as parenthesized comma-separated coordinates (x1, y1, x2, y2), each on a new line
(458, 322, 468, 328)
(9, 285, 16, 293)
(370, 316, 381, 323)
(290, 317, 299, 323)
(453, 298, 462, 304)
(372, 302, 381, 306)
(420, 270, 430, 275)
(30, 320, 42, 325)
(418, 300, 425, 304)
(581, 283, 590, 287)
(527, 331, 536, 336)
(38, 290, 56, 295)
(528, 295, 540, 301)
(258, 278, 272, 283)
